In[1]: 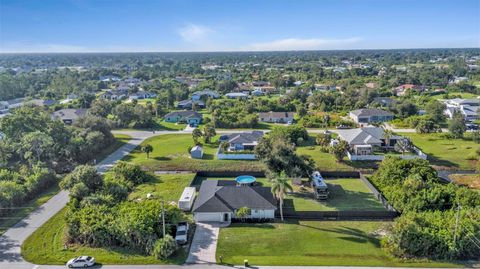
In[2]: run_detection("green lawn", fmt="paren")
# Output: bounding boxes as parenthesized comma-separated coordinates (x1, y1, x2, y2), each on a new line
(124, 134, 263, 172)
(21, 208, 186, 265)
(216, 221, 463, 267)
(128, 173, 196, 202)
(0, 183, 60, 235)
(195, 177, 385, 211)
(399, 132, 479, 170)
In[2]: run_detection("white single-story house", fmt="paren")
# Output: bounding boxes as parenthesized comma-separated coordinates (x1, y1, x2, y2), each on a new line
(191, 89, 220, 101)
(192, 180, 277, 223)
(258, 111, 295, 123)
(219, 131, 263, 152)
(336, 127, 403, 155)
(225, 92, 248, 99)
(190, 145, 203, 159)
(443, 98, 479, 122)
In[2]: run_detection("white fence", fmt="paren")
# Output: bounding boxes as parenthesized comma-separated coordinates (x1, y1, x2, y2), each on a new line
(347, 146, 428, 161)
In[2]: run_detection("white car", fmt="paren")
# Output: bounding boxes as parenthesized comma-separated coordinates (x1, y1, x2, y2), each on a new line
(175, 222, 189, 244)
(66, 256, 95, 268)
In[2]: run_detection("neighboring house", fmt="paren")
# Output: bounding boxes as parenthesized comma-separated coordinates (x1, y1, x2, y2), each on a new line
(336, 127, 403, 155)
(258, 111, 295, 123)
(27, 99, 56, 107)
(190, 145, 203, 159)
(371, 97, 396, 108)
(99, 75, 120, 82)
(164, 111, 203, 124)
(349, 108, 394, 124)
(51, 108, 88, 124)
(191, 89, 220, 101)
(314, 84, 336, 92)
(192, 180, 277, 223)
(129, 91, 156, 100)
(225, 92, 248, 99)
(394, 84, 421, 96)
(177, 99, 205, 109)
(219, 131, 263, 151)
(100, 89, 128, 100)
(251, 88, 264, 96)
(252, 81, 270, 87)
(443, 98, 480, 122)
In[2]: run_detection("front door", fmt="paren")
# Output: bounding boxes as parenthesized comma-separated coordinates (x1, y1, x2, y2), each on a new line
(223, 213, 229, 222)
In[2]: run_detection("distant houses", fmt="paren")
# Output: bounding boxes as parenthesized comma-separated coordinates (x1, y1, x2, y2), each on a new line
(191, 89, 220, 100)
(394, 84, 423, 96)
(128, 91, 156, 100)
(443, 98, 479, 122)
(258, 111, 295, 123)
(52, 108, 88, 125)
(100, 89, 128, 100)
(371, 97, 396, 108)
(177, 100, 205, 110)
(349, 108, 394, 124)
(225, 92, 248, 99)
(164, 111, 203, 125)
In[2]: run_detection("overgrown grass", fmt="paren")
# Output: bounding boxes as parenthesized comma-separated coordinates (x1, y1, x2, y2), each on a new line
(399, 132, 479, 170)
(449, 174, 480, 190)
(21, 208, 186, 265)
(216, 221, 464, 267)
(0, 183, 60, 235)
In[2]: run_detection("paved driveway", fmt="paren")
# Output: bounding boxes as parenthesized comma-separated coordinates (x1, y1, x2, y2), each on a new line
(186, 222, 222, 264)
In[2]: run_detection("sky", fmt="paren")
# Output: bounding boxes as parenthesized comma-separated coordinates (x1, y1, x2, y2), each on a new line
(0, 0, 479, 53)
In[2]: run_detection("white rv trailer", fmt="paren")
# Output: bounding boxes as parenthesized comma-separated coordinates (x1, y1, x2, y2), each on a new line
(178, 187, 196, 211)
(311, 171, 329, 200)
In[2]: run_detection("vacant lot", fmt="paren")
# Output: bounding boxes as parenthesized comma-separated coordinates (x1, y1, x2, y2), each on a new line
(124, 134, 263, 172)
(399, 132, 479, 170)
(196, 177, 385, 211)
(129, 173, 196, 202)
(216, 221, 463, 267)
(21, 208, 186, 265)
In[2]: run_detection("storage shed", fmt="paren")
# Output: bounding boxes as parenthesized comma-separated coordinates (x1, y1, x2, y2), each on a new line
(190, 145, 203, 159)
(178, 187, 196, 211)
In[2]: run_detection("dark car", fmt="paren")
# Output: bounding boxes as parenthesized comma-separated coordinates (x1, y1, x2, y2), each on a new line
(466, 123, 479, 130)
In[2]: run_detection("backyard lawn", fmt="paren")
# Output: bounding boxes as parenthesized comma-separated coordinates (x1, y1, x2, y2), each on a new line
(21, 208, 186, 265)
(124, 134, 263, 172)
(399, 132, 479, 170)
(195, 177, 385, 211)
(216, 221, 464, 267)
(128, 173, 196, 202)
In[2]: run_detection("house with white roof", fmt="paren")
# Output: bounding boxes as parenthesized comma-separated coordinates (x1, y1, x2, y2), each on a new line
(443, 98, 479, 122)
(191, 89, 220, 101)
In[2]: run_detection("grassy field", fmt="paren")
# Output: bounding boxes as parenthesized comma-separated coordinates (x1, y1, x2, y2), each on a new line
(124, 134, 263, 172)
(21, 208, 186, 265)
(449, 174, 480, 190)
(0, 183, 60, 235)
(216, 221, 463, 267)
(399, 132, 479, 170)
(128, 173, 196, 202)
(195, 177, 385, 211)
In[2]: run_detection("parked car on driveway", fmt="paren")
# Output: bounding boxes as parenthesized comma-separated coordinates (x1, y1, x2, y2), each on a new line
(175, 221, 189, 244)
(66, 256, 95, 268)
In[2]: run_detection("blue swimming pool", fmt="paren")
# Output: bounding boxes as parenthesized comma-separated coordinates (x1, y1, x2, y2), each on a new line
(235, 175, 256, 185)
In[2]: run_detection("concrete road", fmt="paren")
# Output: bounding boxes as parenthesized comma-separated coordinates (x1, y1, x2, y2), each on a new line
(186, 223, 221, 264)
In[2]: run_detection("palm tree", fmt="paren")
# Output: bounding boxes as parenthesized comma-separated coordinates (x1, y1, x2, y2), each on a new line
(383, 128, 393, 149)
(141, 144, 153, 158)
(270, 171, 292, 221)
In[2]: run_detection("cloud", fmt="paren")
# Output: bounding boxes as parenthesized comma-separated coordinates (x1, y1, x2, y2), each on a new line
(245, 37, 362, 51)
(177, 24, 213, 43)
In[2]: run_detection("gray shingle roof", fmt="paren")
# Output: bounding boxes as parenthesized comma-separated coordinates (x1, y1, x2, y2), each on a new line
(350, 108, 393, 117)
(222, 131, 263, 144)
(192, 180, 277, 213)
(52, 108, 88, 121)
(165, 110, 202, 119)
(337, 127, 401, 145)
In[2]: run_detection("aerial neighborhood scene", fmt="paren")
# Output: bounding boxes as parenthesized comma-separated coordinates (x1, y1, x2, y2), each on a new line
(0, 0, 480, 268)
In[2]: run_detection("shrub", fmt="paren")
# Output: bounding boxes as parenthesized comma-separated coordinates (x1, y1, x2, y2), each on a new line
(153, 235, 178, 259)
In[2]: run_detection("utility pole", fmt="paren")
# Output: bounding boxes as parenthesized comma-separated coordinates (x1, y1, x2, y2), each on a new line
(162, 199, 166, 238)
(453, 204, 462, 246)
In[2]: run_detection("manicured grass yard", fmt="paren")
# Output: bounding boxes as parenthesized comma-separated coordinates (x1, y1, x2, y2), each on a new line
(128, 173, 196, 202)
(449, 174, 480, 190)
(216, 221, 463, 267)
(196, 177, 385, 211)
(399, 132, 479, 170)
(21, 208, 186, 265)
(124, 134, 263, 172)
